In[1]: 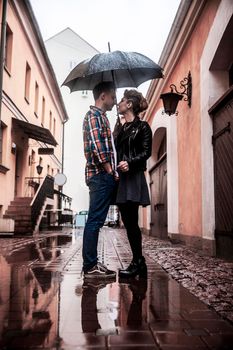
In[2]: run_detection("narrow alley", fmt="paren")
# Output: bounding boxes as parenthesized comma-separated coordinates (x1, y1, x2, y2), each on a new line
(0, 228, 233, 350)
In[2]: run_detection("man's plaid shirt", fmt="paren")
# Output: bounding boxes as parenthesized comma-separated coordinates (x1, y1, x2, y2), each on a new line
(83, 106, 116, 183)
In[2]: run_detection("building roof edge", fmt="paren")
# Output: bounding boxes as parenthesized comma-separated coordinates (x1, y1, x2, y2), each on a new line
(147, 0, 193, 101)
(24, 0, 69, 121)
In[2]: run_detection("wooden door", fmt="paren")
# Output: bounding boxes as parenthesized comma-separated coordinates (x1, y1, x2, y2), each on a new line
(14, 148, 24, 197)
(150, 134, 168, 238)
(14, 150, 19, 197)
(210, 87, 233, 259)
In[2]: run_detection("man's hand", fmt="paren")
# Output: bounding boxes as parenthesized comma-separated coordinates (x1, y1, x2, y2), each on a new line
(103, 162, 113, 174)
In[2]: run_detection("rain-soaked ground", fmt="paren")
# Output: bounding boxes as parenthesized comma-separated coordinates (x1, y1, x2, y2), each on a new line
(0, 227, 233, 349)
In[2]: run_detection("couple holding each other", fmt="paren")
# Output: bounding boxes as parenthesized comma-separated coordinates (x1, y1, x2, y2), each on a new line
(82, 81, 152, 280)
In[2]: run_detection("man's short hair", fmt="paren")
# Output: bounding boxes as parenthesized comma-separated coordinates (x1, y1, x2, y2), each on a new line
(93, 81, 115, 100)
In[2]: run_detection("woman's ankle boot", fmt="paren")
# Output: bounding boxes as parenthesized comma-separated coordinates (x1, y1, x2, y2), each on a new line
(119, 257, 147, 279)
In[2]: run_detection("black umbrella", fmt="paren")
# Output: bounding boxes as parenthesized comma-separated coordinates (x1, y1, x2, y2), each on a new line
(62, 50, 163, 92)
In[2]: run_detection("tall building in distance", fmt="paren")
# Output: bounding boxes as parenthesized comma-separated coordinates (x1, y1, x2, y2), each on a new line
(45, 28, 100, 214)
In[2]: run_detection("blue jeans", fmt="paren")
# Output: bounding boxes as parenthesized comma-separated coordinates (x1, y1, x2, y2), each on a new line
(82, 172, 116, 272)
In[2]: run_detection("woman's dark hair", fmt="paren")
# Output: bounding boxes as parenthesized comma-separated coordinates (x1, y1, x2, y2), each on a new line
(93, 81, 115, 100)
(124, 89, 148, 115)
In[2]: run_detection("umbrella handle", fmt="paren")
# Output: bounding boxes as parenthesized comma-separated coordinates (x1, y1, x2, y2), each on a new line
(108, 42, 119, 122)
(108, 42, 117, 92)
(112, 116, 122, 139)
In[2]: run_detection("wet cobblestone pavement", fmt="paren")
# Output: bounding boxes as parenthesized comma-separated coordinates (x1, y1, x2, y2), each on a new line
(142, 235, 233, 325)
(0, 227, 233, 349)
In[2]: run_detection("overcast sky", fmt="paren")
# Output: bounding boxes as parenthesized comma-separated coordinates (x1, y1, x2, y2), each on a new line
(29, 0, 181, 210)
(30, 0, 180, 95)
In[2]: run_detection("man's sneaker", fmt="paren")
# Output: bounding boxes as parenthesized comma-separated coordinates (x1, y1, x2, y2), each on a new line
(82, 279, 112, 293)
(84, 262, 116, 280)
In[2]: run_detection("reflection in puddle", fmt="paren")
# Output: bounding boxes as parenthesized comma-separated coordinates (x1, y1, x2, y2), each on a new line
(58, 276, 149, 348)
(123, 278, 147, 327)
(0, 234, 173, 349)
(3, 235, 73, 265)
(0, 263, 60, 349)
(0, 231, 230, 349)
(0, 234, 73, 349)
(81, 279, 118, 333)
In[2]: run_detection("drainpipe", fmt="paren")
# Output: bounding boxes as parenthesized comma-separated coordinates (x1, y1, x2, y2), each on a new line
(0, 0, 7, 164)
(58, 118, 67, 225)
(61, 119, 67, 173)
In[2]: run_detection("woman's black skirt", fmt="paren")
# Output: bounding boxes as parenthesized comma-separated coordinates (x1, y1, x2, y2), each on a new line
(116, 170, 150, 207)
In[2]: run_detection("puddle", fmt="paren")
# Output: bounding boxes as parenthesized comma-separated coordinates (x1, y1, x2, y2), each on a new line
(0, 230, 232, 349)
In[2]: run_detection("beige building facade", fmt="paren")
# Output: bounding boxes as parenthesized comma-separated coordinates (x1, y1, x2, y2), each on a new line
(143, 0, 233, 258)
(0, 0, 68, 234)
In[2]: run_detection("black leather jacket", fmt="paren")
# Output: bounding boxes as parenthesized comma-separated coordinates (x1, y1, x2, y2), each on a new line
(115, 116, 152, 171)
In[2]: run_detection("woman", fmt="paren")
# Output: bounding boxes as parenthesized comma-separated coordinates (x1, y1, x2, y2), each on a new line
(115, 89, 152, 278)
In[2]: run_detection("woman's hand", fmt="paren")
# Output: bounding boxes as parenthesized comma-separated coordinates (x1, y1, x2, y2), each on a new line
(117, 161, 129, 172)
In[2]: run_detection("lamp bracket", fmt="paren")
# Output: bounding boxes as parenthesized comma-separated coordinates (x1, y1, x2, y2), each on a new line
(169, 71, 192, 107)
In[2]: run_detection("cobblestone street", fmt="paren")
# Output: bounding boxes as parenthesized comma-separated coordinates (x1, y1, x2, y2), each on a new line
(143, 235, 233, 324)
(0, 227, 233, 349)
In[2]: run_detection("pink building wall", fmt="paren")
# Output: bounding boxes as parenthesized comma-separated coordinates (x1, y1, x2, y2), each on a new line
(0, 0, 67, 223)
(145, 0, 221, 240)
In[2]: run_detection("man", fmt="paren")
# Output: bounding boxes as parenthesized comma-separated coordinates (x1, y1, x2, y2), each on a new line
(82, 81, 117, 279)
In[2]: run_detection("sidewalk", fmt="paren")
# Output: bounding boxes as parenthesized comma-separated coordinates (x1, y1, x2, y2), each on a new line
(0, 227, 232, 349)
(142, 233, 233, 324)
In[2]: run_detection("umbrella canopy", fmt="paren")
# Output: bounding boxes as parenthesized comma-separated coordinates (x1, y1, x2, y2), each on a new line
(62, 50, 163, 92)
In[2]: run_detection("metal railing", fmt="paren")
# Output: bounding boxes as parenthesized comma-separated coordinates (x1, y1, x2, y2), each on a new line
(31, 175, 54, 227)
(25, 177, 42, 197)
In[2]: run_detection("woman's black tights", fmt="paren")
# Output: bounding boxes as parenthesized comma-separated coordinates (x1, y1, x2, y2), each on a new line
(118, 202, 142, 261)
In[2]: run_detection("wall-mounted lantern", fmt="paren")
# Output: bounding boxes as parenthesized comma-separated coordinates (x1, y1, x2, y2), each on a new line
(160, 71, 192, 116)
(36, 164, 43, 175)
(11, 142, 17, 154)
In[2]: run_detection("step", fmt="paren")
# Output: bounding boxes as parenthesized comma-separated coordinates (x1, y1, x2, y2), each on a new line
(14, 228, 33, 234)
(12, 217, 32, 222)
(10, 198, 32, 205)
(10, 201, 32, 206)
(15, 222, 33, 230)
(6, 206, 31, 212)
(5, 208, 31, 214)
(14, 226, 33, 231)
(13, 197, 33, 202)
(3, 214, 31, 220)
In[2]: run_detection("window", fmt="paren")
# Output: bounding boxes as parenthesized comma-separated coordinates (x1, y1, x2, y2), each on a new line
(0, 125, 3, 164)
(41, 97, 45, 126)
(229, 63, 233, 86)
(53, 117, 56, 136)
(34, 82, 39, 116)
(158, 133, 167, 160)
(49, 111, 52, 130)
(0, 122, 7, 164)
(47, 164, 50, 175)
(5, 24, 13, 72)
(24, 62, 31, 103)
(0, 127, 2, 164)
(30, 150, 35, 177)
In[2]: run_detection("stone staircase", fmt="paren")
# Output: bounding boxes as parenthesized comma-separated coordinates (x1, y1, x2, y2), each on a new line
(3, 176, 55, 235)
(3, 197, 33, 234)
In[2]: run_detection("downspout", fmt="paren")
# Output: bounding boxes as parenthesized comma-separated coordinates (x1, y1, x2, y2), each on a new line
(61, 119, 67, 173)
(58, 118, 68, 224)
(0, 0, 7, 164)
